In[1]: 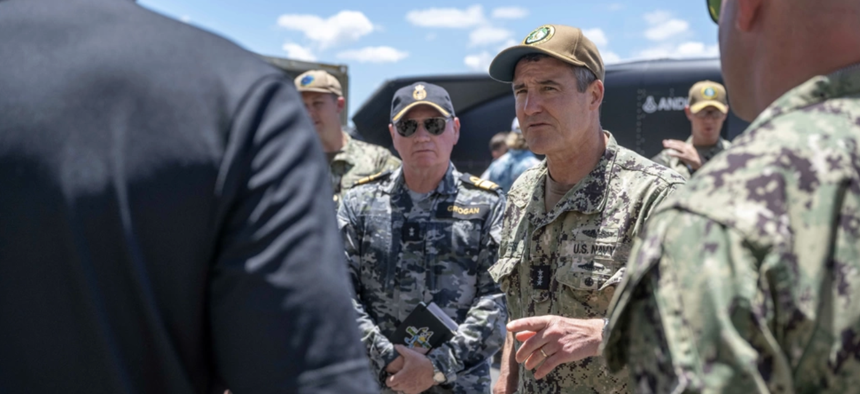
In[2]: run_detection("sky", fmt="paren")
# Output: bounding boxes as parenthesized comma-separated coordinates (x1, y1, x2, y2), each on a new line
(138, 0, 720, 120)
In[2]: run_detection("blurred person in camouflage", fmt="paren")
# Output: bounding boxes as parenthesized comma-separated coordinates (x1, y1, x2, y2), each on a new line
(337, 82, 506, 394)
(487, 25, 686, 394)
(483, 118, 542, 193)
(295, 70, 400, 208)
(603, 0, 860, 392)
(651, 80, 732, 179)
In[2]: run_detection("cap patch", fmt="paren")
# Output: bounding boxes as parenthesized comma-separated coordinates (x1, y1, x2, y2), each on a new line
(702, 87, 717, 99)
(413, 84, 427, 100)
(300, 75, 314, 86)
(524, 25, 555, 45)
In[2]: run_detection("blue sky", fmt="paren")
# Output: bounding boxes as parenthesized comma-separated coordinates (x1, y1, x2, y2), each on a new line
(138, 1, 719, 120)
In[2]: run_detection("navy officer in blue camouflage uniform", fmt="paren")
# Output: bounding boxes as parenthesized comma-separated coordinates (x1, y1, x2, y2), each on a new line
(338, 82, 507, 394)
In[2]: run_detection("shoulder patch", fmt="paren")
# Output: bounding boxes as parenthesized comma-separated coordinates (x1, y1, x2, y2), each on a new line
(353, 170, 392, 186)
(460, 173, 501, 192)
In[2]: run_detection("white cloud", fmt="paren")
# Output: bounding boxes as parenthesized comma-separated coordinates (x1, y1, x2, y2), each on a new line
(179, 15, 191, 23)
(337, 46, 409, 63)
(406, 5, 486, 28)
(582, 28, 609, 47)
(602, 51, 622, 64)
(491, 6, 529, 19)
(643, 11, 689, 41)
(282, 43, 317, 62)
(636, 41, 719, 59)
(469, 26, 514, 47)
(277, 10, 375, 49)
(646, 19, 689, 41)
(644, 10, 672, 25)
(464, 51, 494, 72)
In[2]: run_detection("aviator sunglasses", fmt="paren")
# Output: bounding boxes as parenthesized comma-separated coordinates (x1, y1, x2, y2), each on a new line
(706, 0, 721, 23)
(395, 117, 450, 137)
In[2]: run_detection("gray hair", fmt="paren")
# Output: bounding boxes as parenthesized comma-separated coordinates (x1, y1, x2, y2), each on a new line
(517, 53, 598, 93)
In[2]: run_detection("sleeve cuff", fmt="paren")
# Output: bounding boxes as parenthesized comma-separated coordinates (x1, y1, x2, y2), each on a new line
(427, 346, 458, 384)
(369, 340, 399, 382)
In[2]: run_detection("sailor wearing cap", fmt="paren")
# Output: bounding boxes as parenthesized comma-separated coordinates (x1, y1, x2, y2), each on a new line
(651, 80, 732, 179)
(485, 25, 686, 394)
(337, 82, 506, 394)
(294, 70, 400, 208)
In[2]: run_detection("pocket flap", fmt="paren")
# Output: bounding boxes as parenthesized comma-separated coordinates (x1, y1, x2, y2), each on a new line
(489, 257, 519, 283)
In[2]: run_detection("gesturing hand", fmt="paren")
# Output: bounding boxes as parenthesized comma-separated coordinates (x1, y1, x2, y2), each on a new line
(506, 316, 604, 380)
(386, 345, 436, 394)
(663, 139, 702, 170)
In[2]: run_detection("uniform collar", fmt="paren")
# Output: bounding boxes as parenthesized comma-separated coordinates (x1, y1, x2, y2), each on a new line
(383, 162, 458, 195)
(330, 131, 354, 165)
(748, 66, 860, 132)
(685, 136, 730, 152)
(523, 131, 618, 227)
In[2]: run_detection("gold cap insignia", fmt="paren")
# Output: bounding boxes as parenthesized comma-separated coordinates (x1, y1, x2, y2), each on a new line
(413, 84, 427, 100)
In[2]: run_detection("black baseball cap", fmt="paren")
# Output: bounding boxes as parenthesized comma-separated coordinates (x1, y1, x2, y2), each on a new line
(390, 82, 455, 123)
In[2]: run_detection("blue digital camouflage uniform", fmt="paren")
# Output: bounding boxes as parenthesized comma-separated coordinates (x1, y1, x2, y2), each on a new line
(651, 136, 732, 180)
(338, 163, 507, 393)
(603, 66, 860, 393)
(489, 132, 686, 393)
(331, 132, 401, 208)
(482, 149, 542, 193)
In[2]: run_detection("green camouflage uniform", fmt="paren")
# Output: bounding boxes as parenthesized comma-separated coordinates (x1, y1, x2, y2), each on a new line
(331, 132, 401, 207)
(651, 137, 732, 180)
(338, 164, 507, 393)
(603, 67, 860, 393)
(489, 132, 685, 393)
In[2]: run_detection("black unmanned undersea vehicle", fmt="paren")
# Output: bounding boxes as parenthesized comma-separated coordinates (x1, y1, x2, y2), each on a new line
(350, 57, 750, 176)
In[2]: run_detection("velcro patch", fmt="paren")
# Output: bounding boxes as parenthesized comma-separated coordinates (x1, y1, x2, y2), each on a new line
(435, 203, 489, 220)
(531, 265, 551, 290)
(401, 222, 422, 242)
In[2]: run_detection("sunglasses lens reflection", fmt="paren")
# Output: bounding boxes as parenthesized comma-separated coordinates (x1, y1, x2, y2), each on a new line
(397, 118, 448, 137)
(424, 118, 446, 135)
(397, 120, 418, 137)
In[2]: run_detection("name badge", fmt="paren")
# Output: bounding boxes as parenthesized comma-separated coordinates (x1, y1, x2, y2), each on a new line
(435, 203, 488, 220)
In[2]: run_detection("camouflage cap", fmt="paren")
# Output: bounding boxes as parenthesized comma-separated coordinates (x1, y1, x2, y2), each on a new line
(294, 70, 342, 97)
(489, 24, 605, 83)
(688, 80, 728, 114)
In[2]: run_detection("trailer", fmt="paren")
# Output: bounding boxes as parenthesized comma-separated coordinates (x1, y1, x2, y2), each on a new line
(352, 57, 750, 176)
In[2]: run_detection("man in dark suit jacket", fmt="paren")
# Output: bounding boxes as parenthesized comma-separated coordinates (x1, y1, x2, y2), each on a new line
(0, 0, 376, 393)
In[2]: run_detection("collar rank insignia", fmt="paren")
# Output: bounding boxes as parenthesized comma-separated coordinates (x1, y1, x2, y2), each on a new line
(460, 174, 500, 192)
(531, 265, 551, 290)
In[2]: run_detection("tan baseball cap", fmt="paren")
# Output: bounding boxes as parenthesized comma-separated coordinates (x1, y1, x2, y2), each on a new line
(489, 24, 604, 83)
(294, 70, 342, 97)
(688, 80, 728, 114)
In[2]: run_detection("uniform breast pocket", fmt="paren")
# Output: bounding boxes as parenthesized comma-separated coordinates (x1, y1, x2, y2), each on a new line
(439, 220, 482, 268)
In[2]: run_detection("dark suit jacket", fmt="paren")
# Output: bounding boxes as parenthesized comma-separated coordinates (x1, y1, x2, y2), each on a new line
(0, 0, 376, 392)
